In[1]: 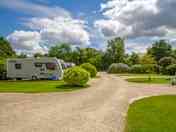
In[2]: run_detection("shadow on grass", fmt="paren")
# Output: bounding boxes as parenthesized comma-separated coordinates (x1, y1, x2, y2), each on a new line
(56, 84, 90, 91)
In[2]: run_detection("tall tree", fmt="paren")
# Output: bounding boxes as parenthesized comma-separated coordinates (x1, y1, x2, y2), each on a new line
(171, 49, 176, 59)
(140, 54, 156, 64)
(17, 53, 27, 58)
(34, 53, 44, 58)
(49, 43, 72, 61)
(127, 52, 140, 66)
(0, 37, 15, 58)
(106, 37, 125, 64)
(148, 40, 172, 62)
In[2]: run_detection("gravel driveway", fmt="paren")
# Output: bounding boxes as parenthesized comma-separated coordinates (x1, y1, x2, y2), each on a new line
(0, 73, 128, 132)
(1, 73, 176, 132)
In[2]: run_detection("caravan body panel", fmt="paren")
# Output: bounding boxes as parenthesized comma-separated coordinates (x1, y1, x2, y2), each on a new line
(7, 58, 63, 80)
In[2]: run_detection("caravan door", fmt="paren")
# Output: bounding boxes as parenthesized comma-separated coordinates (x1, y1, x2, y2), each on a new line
(33, 62, 47, 79)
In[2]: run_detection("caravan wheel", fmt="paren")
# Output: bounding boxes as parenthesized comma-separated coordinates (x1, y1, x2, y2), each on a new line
(32, 76, 38, 80)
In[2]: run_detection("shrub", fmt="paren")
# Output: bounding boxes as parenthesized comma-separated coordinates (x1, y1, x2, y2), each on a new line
(166, 64, 176, 75)
(0, 64, 5, 73)
(80, 63, 97, 77)
(108, 63, 130, 74)
(143, 64, 156, 74)
(130, 64, 156, 74)
(63, 67, 90, 86)
(171, 76, 176, 86)
(159, 57, 176, 68)
(130, 64, 145, 73)
(0, 64, 6, 80)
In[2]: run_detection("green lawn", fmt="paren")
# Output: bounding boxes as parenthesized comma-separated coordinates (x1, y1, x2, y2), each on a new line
(123, 74, 172, 84)
(126, 95, 176, 132)
(0, 80, 87, 93)
(126, 77, 170, 84)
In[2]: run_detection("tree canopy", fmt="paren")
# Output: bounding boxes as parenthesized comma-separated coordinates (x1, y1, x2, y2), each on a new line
(0, 37, 15, 58)
(148, 40, 172, 62)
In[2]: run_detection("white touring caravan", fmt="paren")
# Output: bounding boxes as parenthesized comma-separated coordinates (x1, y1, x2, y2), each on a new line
(7, 57, 63, 80)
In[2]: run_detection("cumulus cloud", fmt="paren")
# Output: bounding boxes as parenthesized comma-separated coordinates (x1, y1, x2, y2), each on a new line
(93, 0, 176, 52)
(25, 17, 90, 45)
(7, 31, 47, 54)
(5, 1, 90, 54)
(96, 0, 176, 39)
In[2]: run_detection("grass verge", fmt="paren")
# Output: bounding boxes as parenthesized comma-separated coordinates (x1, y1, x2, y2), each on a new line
(0, 80, 87, 93)
(126, 95, 176, 132)
(126, 77, 170, 84)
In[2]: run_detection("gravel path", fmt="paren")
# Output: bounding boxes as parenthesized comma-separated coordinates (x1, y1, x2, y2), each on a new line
(0, 73, 128, 132)
(0, 73, 176, 132)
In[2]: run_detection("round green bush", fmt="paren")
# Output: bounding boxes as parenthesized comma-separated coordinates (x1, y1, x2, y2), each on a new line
(108, 63, 130, 74)
(80, 63, 97, 77)
(166, 64, 176, 75)
(63, 67, 90, 86)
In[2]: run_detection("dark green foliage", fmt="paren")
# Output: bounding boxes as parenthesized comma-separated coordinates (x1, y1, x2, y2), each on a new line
(166, 64, 176, 75)
(49, 43, 72, 61)
(105, 37, 125, 67)
(148, 40, 172, 61)
(0, 64, 5, 72)
(17, 53, 27, 58)
(0, 37, 15, 58)
(159, 57, 176, 74)
(34, 53, 44, 58)
(159, 57, 176, 67)
(81, 63, 97, 78)
(63, 67, 90, 86)
(127, 52, 140, 66)
(172, 49, 176, 59)
(108, 63, 130, 73)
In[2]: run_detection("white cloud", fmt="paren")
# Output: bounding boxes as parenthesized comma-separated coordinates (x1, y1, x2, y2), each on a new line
(94, 0, 176, 52)
(4, 0, 90, 54)
(7, 31, 47, 54)
(94, 20, 132, 38)
(25, 17, 90, 45)
(7, 16, 90, 54)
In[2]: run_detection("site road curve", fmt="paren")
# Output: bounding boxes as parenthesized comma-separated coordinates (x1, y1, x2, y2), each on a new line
(0, 73, 129, 132)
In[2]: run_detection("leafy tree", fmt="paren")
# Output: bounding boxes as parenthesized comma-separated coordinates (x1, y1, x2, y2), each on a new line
(104, 37, 125, 69)
(159, 57, 176, 68)
(88, 54, 102, 71)
(166, 64, 176, 75)
(171, 49, 176, 59)
(148, 40, 172, 62)
(126, 52, 140, 66)
(0, 37, 15, 58)
(17, 53, 27, 58)
(140, 54, 156, 64)
(72, 47, 103, 70)
(49, 43, 72, 61)
(34, 53, 44, 58)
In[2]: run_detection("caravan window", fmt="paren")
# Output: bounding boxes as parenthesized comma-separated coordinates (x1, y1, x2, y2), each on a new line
(46, 63, 56, 70)
(15, 64, 22, 69)
(34, 63, 43, 68)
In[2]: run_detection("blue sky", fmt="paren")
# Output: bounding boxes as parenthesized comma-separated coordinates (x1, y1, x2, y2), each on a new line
(0, 0, 103, 36)
(1, 0, 176, 54)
